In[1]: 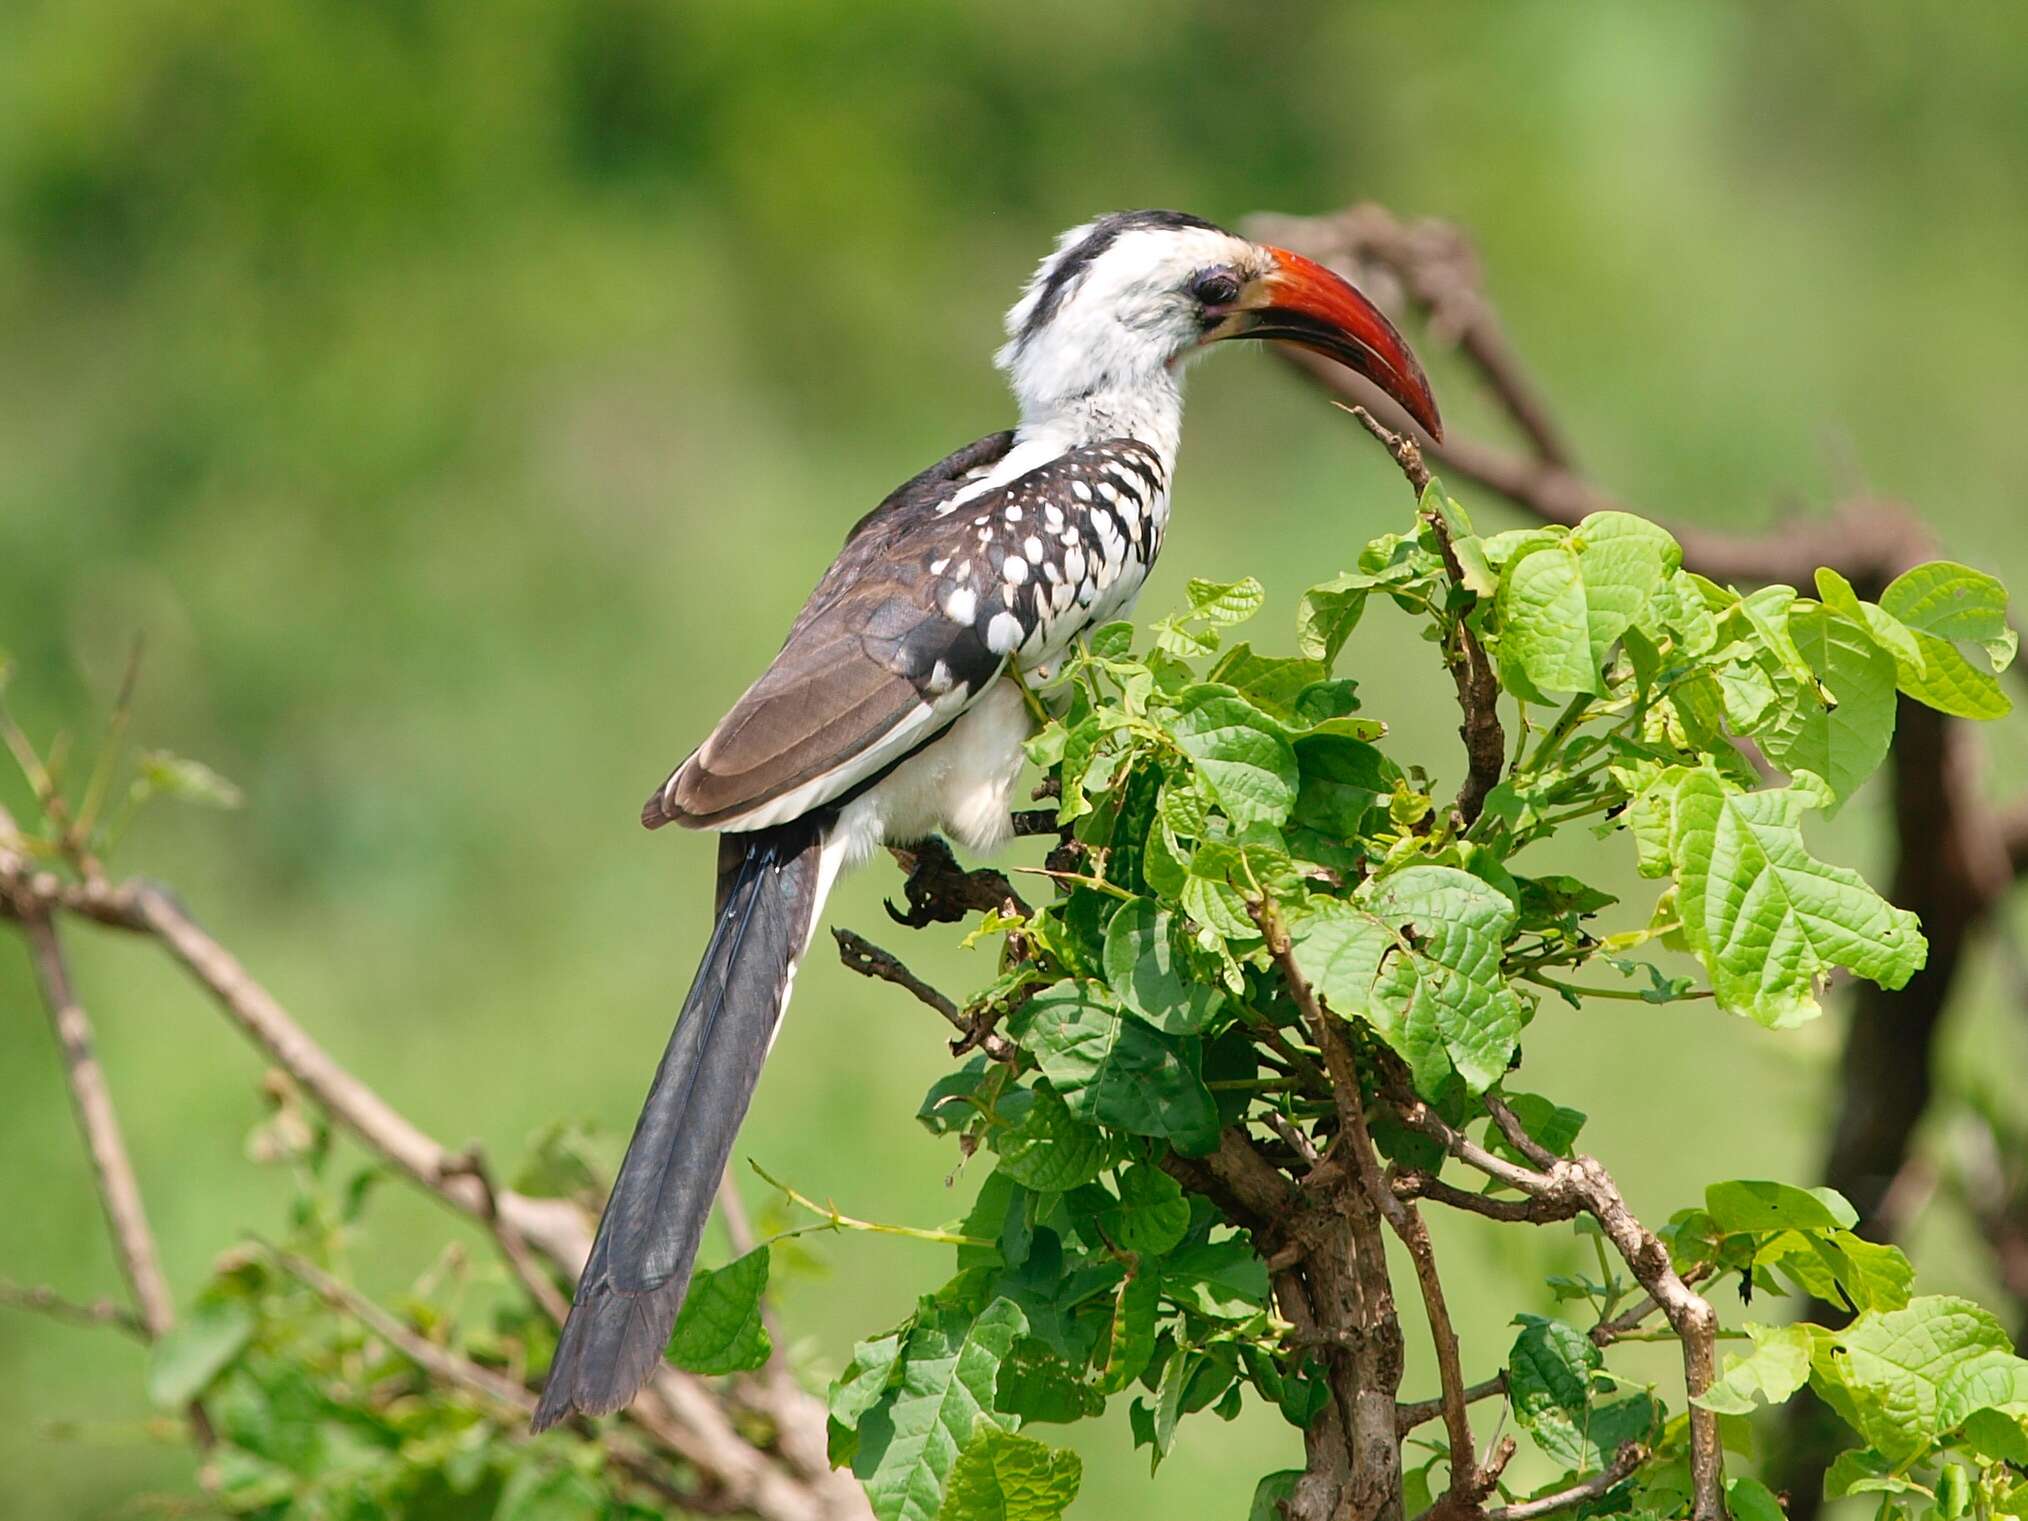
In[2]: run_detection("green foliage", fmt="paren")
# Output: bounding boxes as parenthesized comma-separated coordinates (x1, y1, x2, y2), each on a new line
(665, 1247, 772, 1375)
(813, 482, 2023, 1517)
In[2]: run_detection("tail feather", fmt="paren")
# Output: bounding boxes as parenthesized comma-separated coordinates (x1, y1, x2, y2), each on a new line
(533, 817, 834, 1430)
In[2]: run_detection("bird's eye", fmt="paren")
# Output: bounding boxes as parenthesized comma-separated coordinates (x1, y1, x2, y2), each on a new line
(1190, 267, 1243, 308)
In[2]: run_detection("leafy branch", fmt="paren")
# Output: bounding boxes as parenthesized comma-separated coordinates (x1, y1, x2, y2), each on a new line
(0, 713, 870, 1520)
(828, 428, 2020, 1521)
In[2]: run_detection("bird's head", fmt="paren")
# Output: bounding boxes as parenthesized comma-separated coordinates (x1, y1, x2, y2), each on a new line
(997, 209, 1441, 443)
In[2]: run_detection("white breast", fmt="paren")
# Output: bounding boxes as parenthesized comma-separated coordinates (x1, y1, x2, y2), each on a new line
(834, 678, 1035, 868)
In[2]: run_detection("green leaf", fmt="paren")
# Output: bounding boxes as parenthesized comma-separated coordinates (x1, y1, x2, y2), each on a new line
(831, 1331, 907, 1432)
(1694, 1322, 1816, 1414)
(857, 1300, 1028, 1521)
(1499, 542, 1596, 695)
(920, 1059, 996, 1136)
(1184, 576, 1266, 627)
(147, 1300, 255, 1407)
(1756, 604, 1898, 806)
(1292, 870, 1524, 1097)
(1667, 770, 1925, 1027)
(1573, 510, 1681, 657)
(1727, 1477, 1788, 1521)
(1297, 575, 1373, 666)
(1291, 735, 1392, 838)
(1506, 1315, 1602, 1468)
(992, 1084, 1112, 1192)
(1495, 514, 1679, 696)
(1706, 1179, 1859, 1234)
(1007, 982, 1219, 1153)
(1818, 1232, 1916, 1313)
(1249, 1472, 1304, 1521)
(1881, 561, 2015, 668)
(134, 750, 243, 810)
(1160, 1239, 1270, 1320)
(1364, 866, 1525, 1095)
(1102, 899, 1221, 1035)
(995, 1339, 1104, 1425)
(1169, 688, 1300, 828)
(667, 1247, 772, 1374)
(1490, 1093, 1587, 1160)
(1823, 1296, 2028, 1462)
(1821, 1447, 1906, 1501)
(1814, 568, 1924, 669)
(1099, 1273, 1160, 1393)
(1111, 1164, 1191, 1257)
(1150, 1345, 1201, 1465)
(1206, 644, 1329, 719)
(1879, 561, 2016, 719)
(1957, 1407, 2028, 1463)
(943, 1423, 1081, 1521)
(1735, 585, 1818, 690)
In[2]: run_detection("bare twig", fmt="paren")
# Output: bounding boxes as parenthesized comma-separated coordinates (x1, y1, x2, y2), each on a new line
(1396, 1373, 1505, 1436)
(1395, 1170, 1582, 1226)
(439, 1144, 570, 1327)
(0, 1278, 148, 1341)
(1344, 404, 1505, 831)
(0, 846, 867, 1521)
(18, 911, 175, 1338)
(1480, 1440, 1648, 1521)
(831, 925, 1017, 1063)
(269, 1244, 538, 1415)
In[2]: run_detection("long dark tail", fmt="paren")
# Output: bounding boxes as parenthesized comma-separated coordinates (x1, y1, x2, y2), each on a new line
(532, 816, 833, 1430)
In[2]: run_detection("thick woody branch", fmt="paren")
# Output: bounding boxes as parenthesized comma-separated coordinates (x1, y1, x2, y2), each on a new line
(883, 836, 1028, 926)
(1256, 898, 1486, 1507)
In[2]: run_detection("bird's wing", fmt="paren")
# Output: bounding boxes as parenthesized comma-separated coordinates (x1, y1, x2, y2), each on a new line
(643, 431, 1021, 831)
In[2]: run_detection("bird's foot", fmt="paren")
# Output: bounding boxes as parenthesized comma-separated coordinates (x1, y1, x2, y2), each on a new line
(883, 835, 1029, 926)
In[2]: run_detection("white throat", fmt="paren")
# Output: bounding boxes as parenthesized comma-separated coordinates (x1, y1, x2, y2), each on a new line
(1012, 367, 1185, 472)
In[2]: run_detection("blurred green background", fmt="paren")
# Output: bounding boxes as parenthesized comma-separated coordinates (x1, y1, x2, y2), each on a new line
(5, 1, 2028, 1514)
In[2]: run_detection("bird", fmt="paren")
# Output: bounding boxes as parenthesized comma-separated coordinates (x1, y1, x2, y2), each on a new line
(532, 209, 1441, 1430)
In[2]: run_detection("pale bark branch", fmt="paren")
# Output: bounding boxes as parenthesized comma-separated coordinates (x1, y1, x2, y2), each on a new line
(0, 1277, 148, 1340)
(0, 838, 868, 1521)
(1480, 1441, 1648, 1521)
(17, 909, 176, 1339)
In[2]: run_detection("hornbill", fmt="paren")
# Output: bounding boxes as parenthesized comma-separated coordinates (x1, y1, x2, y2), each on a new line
(532, 210, 1441, 1430)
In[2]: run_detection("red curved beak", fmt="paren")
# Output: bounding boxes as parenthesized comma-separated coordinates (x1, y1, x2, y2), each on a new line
(1237, 246, 1443, 443)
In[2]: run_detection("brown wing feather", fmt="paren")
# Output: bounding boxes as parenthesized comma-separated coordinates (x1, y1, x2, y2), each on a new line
(643, 431, 1016, 831)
